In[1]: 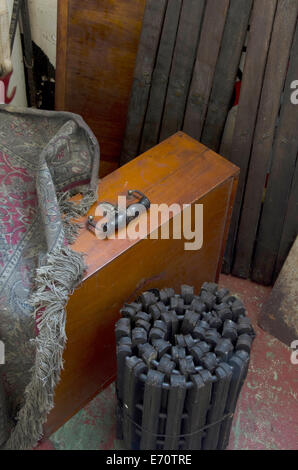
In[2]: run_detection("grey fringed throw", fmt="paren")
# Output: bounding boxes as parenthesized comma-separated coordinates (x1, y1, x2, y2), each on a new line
(0, 106, 99, 449)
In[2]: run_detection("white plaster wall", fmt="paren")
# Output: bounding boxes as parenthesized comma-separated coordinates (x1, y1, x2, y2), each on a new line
(28, 0, 57, 67)
(7, 0, 27, 106)
(3, 1, 57, 107)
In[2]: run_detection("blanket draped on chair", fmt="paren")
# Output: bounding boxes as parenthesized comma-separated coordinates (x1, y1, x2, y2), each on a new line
(0, 106, 99, 450)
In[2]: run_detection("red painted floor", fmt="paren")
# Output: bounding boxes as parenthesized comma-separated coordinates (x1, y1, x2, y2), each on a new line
(35, 275, 298, 450)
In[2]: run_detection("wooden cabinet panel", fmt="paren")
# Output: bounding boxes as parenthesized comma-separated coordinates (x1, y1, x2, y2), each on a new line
(55, 0, 146, 177)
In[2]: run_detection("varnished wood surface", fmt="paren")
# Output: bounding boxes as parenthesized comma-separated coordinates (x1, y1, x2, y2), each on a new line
(74, 132, 239, 278)
(55, 0, 146, 177)
(44, 133, 239, 436)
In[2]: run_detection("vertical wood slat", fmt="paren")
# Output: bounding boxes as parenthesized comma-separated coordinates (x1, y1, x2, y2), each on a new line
(164, 374, 186, 450)
(222, 0, 278, 274)
(116, 344, 132, 404)
(140, 0, 183, 153)
(159, 0, 206, 142)
(201, 0, 253, 152)
(116, 343, 132, 439)
(183, 0, 230, 141)
(123, 356, 146, 449)
(184, 372, 212, 450)
(233, 1, 298, 279)
(120, 0, 168, 165)
(217, 351, 249, 449)
(202, 364, 232, 449)
(251, 23, 298, 285)
(140, 369, 165, 450)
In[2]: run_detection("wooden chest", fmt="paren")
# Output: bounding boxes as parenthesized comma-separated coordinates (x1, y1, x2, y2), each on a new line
(44, 132, 239, 436)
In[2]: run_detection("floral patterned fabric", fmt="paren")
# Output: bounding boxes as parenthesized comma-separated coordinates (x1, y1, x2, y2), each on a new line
(0, 106, 99, 449)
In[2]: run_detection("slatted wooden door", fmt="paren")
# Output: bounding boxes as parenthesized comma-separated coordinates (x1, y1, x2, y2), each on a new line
(121, 0, 298, 284)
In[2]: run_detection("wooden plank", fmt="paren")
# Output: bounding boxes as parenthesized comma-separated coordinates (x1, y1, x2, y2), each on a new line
(120, 0, 168, 164)
(222, 0, 278, 274)
(159, 0, 206, 141)
(275, 162, 298, 280)
(140, 0, 183, 153)
(123, 356, 146, 449)
(116, 342, 132, 439)
(251, 23, 298, 285)
(140, 370, 164, 450)
(201, 0, 253, 151)
(203, 364, 232, 449)
(233, 0, 298, 279)
(122, 356, 139, 447)
(217, 352, 249, 449)
(185, 373, 212, 450)
(116, 343, 132, 404)
(164, 374, 186, 450)
(183, 0, 230, 141)
(55, 0, 146, 177)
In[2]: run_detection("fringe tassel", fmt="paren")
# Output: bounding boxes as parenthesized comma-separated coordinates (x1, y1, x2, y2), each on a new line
(4, 189, 97, 450)
(58, 189, 98, 243)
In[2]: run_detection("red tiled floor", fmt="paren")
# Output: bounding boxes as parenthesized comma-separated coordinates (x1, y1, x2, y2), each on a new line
(220, 275, 298, 450)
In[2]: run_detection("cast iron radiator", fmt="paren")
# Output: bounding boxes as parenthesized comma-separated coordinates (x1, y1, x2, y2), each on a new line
(115, 283, 255, 450)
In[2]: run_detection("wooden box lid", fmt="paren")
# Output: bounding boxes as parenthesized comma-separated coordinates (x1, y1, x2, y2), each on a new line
(72, 132, 239, 279)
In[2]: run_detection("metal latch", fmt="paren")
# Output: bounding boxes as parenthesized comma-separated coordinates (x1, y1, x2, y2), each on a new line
(87, 190, 150, 238)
